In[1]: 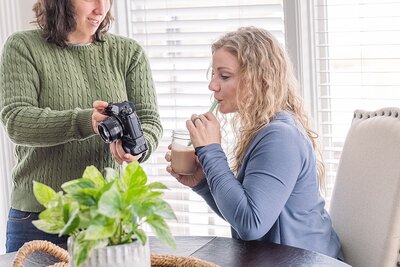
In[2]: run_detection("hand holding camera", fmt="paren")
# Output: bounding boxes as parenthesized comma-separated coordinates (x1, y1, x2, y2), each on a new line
(92, 101, 109, 134)
(93, 101, 148, 161)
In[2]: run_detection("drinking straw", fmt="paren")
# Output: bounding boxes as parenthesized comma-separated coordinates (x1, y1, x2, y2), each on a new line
(209, 99, 218, 113)
(187, 99, 218, 146)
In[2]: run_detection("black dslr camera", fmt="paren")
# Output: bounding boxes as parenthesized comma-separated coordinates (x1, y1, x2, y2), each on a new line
(98, 101, 148, 156)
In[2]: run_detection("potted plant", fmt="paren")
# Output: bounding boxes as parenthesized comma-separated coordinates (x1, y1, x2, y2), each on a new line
(32, 161, 176, 267)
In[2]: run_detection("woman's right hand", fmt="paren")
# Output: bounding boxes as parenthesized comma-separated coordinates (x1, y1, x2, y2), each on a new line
(92, 100, 109, 134)
(110, 140, 142, 165)
(165, 144, 206, 188)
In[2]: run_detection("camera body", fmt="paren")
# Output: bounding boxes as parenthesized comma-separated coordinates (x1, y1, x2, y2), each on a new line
(98, 101, 148, 157)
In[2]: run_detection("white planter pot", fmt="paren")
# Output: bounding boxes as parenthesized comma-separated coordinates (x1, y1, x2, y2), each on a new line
(68, 238, 150, 267)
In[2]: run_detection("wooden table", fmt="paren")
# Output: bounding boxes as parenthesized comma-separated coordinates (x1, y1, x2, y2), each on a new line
(0, 236, 350, 266)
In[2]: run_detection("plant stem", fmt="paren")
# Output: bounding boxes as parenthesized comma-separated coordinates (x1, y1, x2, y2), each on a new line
(118, 220, 122, 244)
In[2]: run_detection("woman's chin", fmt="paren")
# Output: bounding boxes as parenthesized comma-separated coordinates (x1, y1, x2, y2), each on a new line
(218, 108, 232, 114)
(218, 104, 236, 114)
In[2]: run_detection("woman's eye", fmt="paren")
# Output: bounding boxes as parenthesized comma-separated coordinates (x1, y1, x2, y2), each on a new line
(221, 75, 230, 80)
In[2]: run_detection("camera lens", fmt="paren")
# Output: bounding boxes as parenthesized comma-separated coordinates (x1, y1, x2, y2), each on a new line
(98, 116, 124, 143)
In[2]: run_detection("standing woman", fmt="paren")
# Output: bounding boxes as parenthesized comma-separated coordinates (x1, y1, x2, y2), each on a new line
(166, 27, 342, 259)
(0, 0, 162, 252)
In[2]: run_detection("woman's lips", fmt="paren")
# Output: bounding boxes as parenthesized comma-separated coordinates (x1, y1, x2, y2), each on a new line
(88, 18, 101, 26)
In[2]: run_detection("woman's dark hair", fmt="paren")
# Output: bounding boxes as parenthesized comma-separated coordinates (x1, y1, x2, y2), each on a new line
(33, 0, 113, 47)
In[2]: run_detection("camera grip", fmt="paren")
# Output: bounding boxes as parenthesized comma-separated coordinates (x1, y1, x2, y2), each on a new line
(121, 136, 148, 156)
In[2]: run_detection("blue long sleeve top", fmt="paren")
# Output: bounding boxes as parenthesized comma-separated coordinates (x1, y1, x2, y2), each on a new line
(192, 111, 342, 259)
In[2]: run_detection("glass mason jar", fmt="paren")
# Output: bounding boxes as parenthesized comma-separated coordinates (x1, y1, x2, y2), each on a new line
(170, 129, 197, 175)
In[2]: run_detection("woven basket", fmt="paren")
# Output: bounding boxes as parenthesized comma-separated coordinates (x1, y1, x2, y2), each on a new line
(12, 240, 219, 267)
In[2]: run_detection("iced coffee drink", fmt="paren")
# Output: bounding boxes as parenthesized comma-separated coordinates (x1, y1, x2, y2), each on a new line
(171, 130, 197, 175)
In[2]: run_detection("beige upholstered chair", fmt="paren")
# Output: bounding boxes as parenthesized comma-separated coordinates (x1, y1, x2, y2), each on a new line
(329, 107, 400, 267)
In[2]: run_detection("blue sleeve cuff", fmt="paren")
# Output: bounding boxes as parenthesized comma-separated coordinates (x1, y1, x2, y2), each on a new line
(192, 178, 209, 194)
(194, 146, 205, 156)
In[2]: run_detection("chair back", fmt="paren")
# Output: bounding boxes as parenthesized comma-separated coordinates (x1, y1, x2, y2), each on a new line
(329, 107, 400, 267)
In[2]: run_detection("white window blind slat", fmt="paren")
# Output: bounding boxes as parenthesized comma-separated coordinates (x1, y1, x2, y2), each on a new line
(129, 5, 283, 19)
(131, 18, 283, 30)
(149, 57, 211, 70)
(132, 32, 285, 48)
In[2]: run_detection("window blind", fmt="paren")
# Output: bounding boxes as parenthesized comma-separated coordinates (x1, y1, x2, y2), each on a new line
(312, 0, 400, 199)
(122, 0, 285, 236)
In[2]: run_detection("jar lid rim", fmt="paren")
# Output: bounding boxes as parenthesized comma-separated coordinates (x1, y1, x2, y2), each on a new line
(172, 129, 189, 134)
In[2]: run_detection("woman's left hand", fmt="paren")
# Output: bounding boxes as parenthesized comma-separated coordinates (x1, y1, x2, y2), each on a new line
(165, 144, 206, 188)
(186, 112, 221, 148)
(110, 140, 141, 165)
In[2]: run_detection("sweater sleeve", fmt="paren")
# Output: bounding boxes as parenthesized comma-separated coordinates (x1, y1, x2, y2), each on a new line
(0, 34, 95, 147)
(196, 125, 303, 241)
(125, 44, 162, 161)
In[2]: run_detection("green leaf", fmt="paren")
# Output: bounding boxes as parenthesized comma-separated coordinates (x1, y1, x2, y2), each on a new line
(70, 192, 97, 207)
(32, 219, 65, 234)
(104, 167, 118, 182)
(82, 165, 106, 189)
(77, 209, 94, 230)
(61, 178, 96, 194)
(98, 183, 122, 218)
(84, 219, 117, 240)
(63, 202, 71, 224)
(38, 207, 64, 222)
(59, 209, 80, 236)
(47, 192, 63, 209)
(145, 191, 163, 199)
(147, 182, 168, 190)
(122, 162, 147, 189)
(62, 200, 79, 221)
(130, 193, 164, 219)
(72, 234, 98, 267)
(150, 199, 177, 220)
(33, 181, 57, 208)
(72, 236, 109, 267)
(133, 228, 147, 245)
(35, 207, 65, 235)
(78, 188, 100, 201)
(122, 186, 147, 206)
(146, 215, 176, 249)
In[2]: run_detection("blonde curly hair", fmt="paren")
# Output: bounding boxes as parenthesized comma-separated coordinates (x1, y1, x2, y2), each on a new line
(212, 26, 326, 190)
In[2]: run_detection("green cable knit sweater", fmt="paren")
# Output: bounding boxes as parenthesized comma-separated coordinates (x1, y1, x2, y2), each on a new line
(0, 30, 162, 212)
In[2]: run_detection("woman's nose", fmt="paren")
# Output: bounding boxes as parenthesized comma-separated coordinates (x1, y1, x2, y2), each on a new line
(94, 0, 107, 15)
(208, 79, 220, 92)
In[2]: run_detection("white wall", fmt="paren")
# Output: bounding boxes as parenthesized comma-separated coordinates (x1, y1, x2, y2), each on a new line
(18, 0, 37, 30)
(0, 0, 36, 255)
(0, 0, 35, 46)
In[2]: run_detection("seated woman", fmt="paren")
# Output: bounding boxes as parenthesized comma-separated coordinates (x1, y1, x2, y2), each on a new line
(166, 26, 343, 259)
